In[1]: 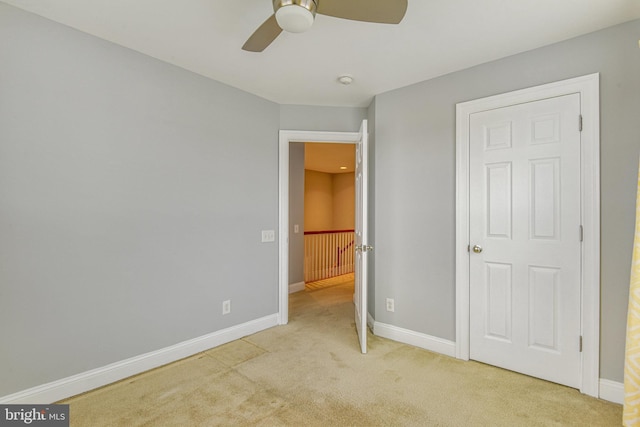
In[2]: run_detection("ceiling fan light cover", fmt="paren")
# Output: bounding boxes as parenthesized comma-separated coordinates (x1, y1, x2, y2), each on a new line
(274, 0, 317, 33)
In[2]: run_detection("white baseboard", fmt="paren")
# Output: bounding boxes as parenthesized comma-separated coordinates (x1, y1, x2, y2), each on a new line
(0, 314, 279, 405)
(373, 322, 624, 404)
(289, 281, 305, 293)
(4, 312, 618, 406)
(599, 379, 623, 404)
(373, 321, 456, 357)
(367, 312, 375, 331)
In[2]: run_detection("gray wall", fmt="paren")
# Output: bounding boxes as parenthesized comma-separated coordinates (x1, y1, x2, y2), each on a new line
(0, 4, 279, 396)
(280, 105, 367, 132)
(373, 18, 640, 382)
(288, 143, 305, 285)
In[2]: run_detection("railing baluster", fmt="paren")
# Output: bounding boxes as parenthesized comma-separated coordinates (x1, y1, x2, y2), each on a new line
(303, 229, 355, 283)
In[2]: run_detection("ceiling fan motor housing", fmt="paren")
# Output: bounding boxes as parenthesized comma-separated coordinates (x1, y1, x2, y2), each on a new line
(273, 0, 318, 33)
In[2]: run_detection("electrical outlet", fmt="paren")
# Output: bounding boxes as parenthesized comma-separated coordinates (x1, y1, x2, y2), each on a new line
(261, 230, 275, 242)
(386, 298, 395, 312)
(222, 300, 231, 315)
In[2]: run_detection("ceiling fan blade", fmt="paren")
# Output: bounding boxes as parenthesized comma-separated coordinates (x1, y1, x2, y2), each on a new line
(242, 14, 283, 52)
(317, 0, 408, 24)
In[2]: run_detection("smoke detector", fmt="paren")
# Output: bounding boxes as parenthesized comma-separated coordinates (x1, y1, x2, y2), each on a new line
(338, 75, 354, 85)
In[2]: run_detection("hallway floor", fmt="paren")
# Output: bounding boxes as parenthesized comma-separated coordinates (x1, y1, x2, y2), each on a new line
(305, 272, 354, 292)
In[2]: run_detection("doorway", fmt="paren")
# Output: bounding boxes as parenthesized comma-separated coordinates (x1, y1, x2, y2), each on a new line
(278, 123, 370, 356)
(279, 130, 359, 324)
(455, 74, 600, 396)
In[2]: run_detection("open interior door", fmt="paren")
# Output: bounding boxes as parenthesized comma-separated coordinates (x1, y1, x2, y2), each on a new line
(354, 120, 370, 354)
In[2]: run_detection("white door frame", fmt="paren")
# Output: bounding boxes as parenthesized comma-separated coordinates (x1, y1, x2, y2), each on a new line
(455, 73, 600, 397)
(278, 129, 361, 325)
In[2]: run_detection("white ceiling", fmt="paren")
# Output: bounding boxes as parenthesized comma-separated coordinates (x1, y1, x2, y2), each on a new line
(305, 143, 356, 174)
(3, 0, 640, 107)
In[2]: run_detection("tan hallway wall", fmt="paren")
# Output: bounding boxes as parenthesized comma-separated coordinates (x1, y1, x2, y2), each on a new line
(304, 170, 333, 231)
(332, 173, 355, 230)
(304, 170, 355, 231)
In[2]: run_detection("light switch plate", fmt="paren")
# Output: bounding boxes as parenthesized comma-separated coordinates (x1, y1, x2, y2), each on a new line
(261, 230, 275, 242)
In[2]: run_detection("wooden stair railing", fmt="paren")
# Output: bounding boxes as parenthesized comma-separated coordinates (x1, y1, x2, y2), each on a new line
(304, 230, 355, 282)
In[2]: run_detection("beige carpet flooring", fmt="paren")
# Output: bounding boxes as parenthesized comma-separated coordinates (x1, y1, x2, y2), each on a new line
(61, 282, 622, 426)
(305, 273, 354, 291)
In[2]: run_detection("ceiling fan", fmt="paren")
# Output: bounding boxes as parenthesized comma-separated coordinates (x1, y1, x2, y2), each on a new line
(242, 0, 408, 52)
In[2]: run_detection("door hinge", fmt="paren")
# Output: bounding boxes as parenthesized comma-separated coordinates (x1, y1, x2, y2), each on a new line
(579, 336, 583, 352)
(579, 115, 583, 132)
(579, 225, 584, 242)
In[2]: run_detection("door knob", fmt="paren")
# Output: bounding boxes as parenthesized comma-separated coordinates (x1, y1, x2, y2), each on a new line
(472, 245, 483, 253)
